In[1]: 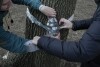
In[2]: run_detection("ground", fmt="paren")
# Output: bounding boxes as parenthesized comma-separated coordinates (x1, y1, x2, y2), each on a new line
(68, 0, 96, 41)
(0, 0, 97, 66)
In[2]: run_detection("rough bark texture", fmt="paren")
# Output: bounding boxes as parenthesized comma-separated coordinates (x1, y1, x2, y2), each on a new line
(25, 0, 76, 40)
(12, 0, 77, 67)
(0, 0, 96, 67)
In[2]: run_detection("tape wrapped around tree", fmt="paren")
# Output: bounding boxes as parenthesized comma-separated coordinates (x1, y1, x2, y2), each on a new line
(12, 0, 77, 67)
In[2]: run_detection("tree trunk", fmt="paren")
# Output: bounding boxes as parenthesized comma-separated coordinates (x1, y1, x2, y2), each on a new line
(12, 0, 77, 67)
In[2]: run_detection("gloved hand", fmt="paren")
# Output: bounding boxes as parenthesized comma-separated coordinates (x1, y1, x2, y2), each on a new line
(24, 40, 39, 52)
(59, 18, 73, 29)
(39, 5, 56, 17)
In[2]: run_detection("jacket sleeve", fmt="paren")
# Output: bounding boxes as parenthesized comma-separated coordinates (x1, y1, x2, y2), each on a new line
(38, 20, 100, 62)
(72, 18, 93, 31)
(11, 0, 42, 10)
(0, 26, 28, 53)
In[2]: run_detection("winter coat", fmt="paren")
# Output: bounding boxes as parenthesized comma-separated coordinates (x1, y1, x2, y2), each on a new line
(37, 0, 100, 67)
(0, 0, 41, 53)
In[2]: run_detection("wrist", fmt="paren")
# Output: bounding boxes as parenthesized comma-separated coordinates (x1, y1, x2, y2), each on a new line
(39, 5, 46, 11)
(70, 22, 73, 29)
(24, 40, 39, 52)
(32, 36, 41, 45)
(71, 21, 76, 30)
(32, 40, 37, 46)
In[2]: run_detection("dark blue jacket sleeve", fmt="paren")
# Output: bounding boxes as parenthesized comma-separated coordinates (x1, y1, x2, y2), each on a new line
(38, 19, 100, 62)
(11, 0, 41, 10)
(0, 26, 28, 53)
(72, 18, 93, 31)
(72, 3, 100, 31)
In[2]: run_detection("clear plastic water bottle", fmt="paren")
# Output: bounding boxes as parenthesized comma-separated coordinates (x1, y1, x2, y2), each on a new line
(47, 18, 59, 36)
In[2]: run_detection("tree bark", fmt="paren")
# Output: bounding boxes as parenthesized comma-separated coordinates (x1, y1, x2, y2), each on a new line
(25, 0, 76, 40)
(13, 0, 77, 67)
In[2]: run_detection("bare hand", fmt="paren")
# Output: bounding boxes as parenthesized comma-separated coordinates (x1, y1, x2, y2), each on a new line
(46, 33, 60, 39)
(52, 33, 60, 39)
(32, 33, 60, 45)
(39, 5, 56, 17)
(59, 18, 73, 29)
(32, 36, 40, 45)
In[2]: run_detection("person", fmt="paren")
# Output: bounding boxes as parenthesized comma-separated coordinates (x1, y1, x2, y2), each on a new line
(0, 0, 56, 53)
(32, 0, 100, 67)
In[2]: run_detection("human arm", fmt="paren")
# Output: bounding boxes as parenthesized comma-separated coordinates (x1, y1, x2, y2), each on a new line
(11, 0, 56, 17)
(59, 18, 93, 31)
(11, 0, 41, 10)
(32, 5, 100, 62)
(72, 18, 93, 31)
(33, 20, 100, 62)
(34, 22, 100, 62)
(0, 26, 39, 53)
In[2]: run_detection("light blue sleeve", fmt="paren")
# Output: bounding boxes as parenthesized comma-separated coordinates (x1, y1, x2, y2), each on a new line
(0, 26, 28, 53)
(12, 0, 42, 10)
(0, 26, 39, 53)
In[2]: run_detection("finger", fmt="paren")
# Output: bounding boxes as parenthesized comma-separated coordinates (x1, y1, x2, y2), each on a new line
(33, 36, 36, 39)
(52, 12, 56, 15)
(47, 12, 56, 17)
(49, 9, 55, 12)
(50, 12, 56, 15)
(59, 18, 65, 24)
(57, 33, 60, 38)
(60, 26, 66, 29)
(55, 33, 60, 39)
(51, 14, 56, 17)
(33, 36, 39, 39)
(54, 11, 56, 14)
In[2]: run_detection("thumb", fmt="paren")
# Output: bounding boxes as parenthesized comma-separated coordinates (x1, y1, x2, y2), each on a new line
(60, 26, 67, 29)
(59, 18, 65, 24)
(55, 33, 60, 39)
(59, 18, 68, 26)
